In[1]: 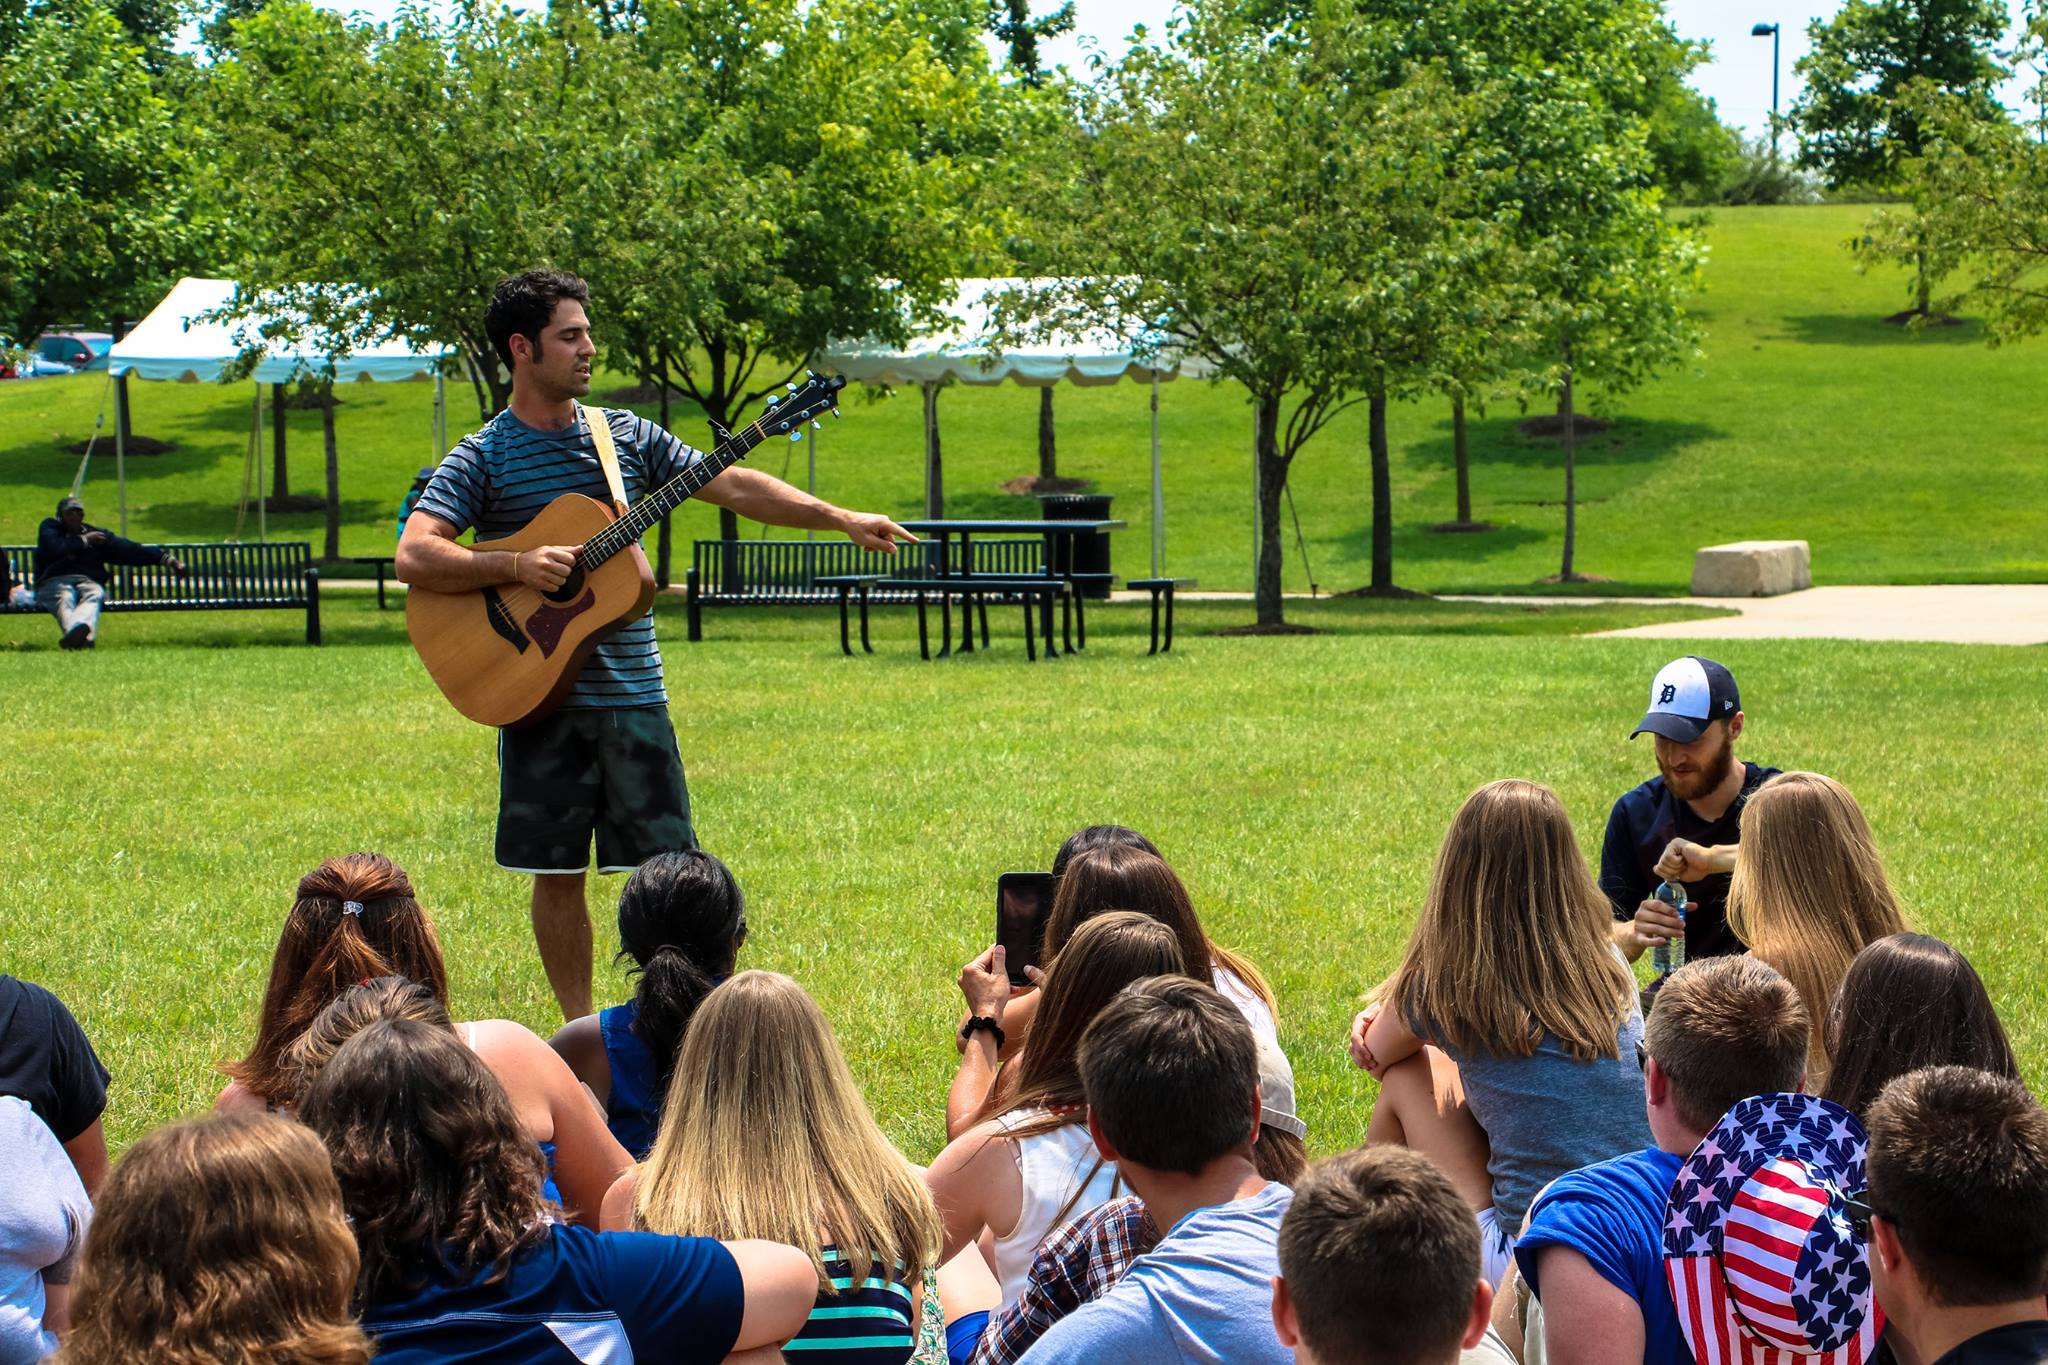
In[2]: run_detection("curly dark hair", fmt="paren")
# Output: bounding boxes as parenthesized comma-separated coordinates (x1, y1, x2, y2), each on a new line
(486, 269, 589, 372)
(299, 1019, 550, 1304)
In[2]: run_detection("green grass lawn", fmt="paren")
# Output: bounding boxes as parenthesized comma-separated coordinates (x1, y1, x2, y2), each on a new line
(3, 204, 2045, 596)
(2, 592, 2040, 1162)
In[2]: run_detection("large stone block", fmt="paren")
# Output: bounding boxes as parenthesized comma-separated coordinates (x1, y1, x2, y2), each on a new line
(1691, 540, 1812, 597)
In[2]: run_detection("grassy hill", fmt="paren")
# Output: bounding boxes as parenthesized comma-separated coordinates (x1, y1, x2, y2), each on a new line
(4, 204, 2043, 595)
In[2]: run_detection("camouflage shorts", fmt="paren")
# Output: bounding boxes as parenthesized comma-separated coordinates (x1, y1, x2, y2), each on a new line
(496, 706, 696, 874)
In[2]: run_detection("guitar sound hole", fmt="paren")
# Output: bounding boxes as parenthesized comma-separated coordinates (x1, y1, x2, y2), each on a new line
(544, 564, 587, 605)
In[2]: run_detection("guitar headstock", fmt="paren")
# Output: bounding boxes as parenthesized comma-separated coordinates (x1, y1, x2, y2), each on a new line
(760, 371, 847, 440)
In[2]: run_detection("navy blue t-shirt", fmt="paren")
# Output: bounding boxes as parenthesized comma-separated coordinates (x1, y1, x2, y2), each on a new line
(1933, 1321, 2048, 1364)
(1516, 1147, 1686, 1365)
(360, 1222, 744, 1364)
(1599, 762, 1779, 960)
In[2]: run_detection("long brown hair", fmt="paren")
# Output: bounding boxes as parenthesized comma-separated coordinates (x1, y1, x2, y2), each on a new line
(56, 1112, 370, 1365)
(1383, 779, 1636, 1061)
(299, 1019, 549, 1303)
(1727, 771, 1909, 1086)
(633, 971, 941, 1287)
(1822, 932, 2017, 1118)
(224, 853, 450, 1105)
(996, 911, 1190, 1137)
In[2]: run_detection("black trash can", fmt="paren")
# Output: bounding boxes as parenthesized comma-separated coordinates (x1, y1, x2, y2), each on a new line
(1037, 493, 1115, 599)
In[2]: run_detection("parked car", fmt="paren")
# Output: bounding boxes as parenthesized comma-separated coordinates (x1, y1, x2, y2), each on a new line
(34, 331, 113, 372)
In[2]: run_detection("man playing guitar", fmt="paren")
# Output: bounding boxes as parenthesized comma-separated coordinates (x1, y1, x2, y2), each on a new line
(397, 269, 911, 1020)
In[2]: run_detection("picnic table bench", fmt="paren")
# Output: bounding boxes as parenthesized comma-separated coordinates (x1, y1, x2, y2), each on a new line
(684, 537, 1043, 640)
(1, 541, 322, 644)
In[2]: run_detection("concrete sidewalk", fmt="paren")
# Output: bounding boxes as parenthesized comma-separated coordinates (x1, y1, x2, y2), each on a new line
(1445, 585, 2048, 646)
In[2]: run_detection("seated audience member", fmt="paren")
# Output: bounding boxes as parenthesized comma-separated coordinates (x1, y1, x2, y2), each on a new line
(1823, 932, 2019, 1120)
(31, 496, 185, 650)
(1016, 976, 1291, 1364)
(1724, 772, 1909, 1089)
(0, 1096, 89, 1361)
(550, 850, 747, 1159)
(1350, 779, 1652, 1286)
(1274, 1147, 1513, 1365)
(969, 1032, 1309, 1365)
(927, 914, 1190, 1313)
(52, 1112, 368, 1365)
(605, 971, 939, 1363)
(1864, 1067, 2048, 1365)
(0, 975, 109, 1196)
(950, 838, 1275, 1138)
(300, 1018, 815, 1364)
(1510, 956, 1811, 1365)
(216, 852, 631, 1226)
(1601, 656, 1778, 962)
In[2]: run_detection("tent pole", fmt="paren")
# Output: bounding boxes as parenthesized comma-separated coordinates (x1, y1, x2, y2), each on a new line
(434, 370, 447, 457)
(1150, 375, 1164, 578)
(256, 382, 267, 542)
(115, 383, 128, 537)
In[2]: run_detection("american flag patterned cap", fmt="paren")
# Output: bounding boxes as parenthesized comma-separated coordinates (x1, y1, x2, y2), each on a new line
(1664, 1092, 1884, 1365)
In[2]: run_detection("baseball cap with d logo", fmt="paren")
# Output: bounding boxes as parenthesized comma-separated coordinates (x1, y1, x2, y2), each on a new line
(1632, 656, 1741, 744)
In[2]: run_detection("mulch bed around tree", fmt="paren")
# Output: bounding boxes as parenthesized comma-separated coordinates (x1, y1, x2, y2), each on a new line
(63, 436, 175, 455)
(1540, 572, 1613, 585)
(1515, 413, 1611, 440)
(1214, 621, 1320, 636)
(1335, 583, 1431, 599)
(998, 475, 1094, 495)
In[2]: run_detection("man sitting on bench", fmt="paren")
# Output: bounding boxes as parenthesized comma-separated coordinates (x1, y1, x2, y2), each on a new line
(33, 496, 186, 650)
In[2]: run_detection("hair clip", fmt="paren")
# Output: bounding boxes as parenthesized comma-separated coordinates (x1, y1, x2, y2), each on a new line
(342, 901, 365, 917)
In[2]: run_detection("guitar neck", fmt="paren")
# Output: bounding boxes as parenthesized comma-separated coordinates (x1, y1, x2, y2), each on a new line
(580, 413, 780, 568)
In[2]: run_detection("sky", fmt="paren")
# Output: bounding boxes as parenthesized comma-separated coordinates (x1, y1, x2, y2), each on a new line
(300, 0, 2041, 140)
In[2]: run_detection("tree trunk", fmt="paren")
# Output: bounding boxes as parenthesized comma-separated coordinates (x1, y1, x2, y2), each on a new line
(321, 380, 341, 561)
(1915, 247, 1932, 317)
(1369, 385, 1394, 592)
(1038, 387, 1056, 481)
(1558, 348, 1578, 582)
(923, 383, 944, 518)
(271, 382, 289, 497)
(1452, 395, 1470, 525)
(1253, 392, 1287, 627)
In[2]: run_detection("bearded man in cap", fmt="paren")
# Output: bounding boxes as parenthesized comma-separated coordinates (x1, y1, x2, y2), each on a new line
(33, 496, 185, 649)
(1602, 655, 1780, 963)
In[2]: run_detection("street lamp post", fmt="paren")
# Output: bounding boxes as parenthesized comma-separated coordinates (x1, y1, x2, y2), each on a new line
(1752, 21, 1782, 155)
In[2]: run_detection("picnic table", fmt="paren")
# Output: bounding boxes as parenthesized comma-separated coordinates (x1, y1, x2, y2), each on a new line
(852, 518, 1126, 660)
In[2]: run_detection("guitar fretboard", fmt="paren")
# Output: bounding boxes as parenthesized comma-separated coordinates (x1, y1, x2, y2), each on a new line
(578, 409, 792, 569)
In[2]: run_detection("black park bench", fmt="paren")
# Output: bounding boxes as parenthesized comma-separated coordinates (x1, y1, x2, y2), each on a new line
(1, 541, 323, 644)
(684, 537, 1043, 641)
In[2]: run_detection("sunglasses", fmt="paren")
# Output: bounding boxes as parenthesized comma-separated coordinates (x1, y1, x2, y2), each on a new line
(1636, 1039, 1651, 1072)
(1841, 1189, 1883, 1239)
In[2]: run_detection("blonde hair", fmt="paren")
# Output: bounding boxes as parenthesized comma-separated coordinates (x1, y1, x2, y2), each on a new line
(1382, 779, 1636, 1061)
(1726, 771, 1908, 1086)
(632, 971, 940, 1288)
(57, 1112, 369, 1365)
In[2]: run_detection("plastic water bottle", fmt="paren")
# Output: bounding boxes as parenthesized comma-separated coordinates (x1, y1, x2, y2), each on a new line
(1651, 881, 1689, 977)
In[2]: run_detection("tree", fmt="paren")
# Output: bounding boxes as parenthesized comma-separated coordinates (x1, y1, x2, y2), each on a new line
(1012, 3, 1488, 624)
(585, 0, 1004, 553)
(1792, 0, 2010, 317)
(0, 0, 199, 343)
(987, 0, 1072, 85)
(206, 0, 639, 420)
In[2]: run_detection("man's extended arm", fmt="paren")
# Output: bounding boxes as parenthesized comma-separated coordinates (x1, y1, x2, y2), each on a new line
(696, 466, 912, 553)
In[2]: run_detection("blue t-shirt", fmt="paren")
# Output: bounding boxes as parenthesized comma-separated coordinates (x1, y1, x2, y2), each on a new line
(1419, 1000, 1655, 1232)
(413, 407, 707, 709)
(598, 1000, 661, 1161)
(792, 1251, 918, 1363)
(1515, 1147, 1686, 1365)
(1600, 762, 1779, 960)
(1020, 1183, 1294, 1365)
(360, 1222, 743, 1365)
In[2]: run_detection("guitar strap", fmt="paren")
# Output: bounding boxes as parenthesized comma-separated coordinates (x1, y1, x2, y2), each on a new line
(577, 402, 630, 517)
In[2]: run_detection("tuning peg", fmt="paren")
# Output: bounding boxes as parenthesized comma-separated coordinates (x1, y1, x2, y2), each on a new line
(830, 408, 841, 419)
(789, 430, 804, 443)
(811, 420, 821, 430)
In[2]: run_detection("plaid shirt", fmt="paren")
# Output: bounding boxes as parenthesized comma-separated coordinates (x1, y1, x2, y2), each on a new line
(970, 1196, 1160, 1365)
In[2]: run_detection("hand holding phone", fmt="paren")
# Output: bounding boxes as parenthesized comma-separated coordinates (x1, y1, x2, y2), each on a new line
(996, 872, 1058, 988)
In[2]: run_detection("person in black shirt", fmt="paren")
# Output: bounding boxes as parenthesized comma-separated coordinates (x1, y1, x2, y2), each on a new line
(1864, 1066, 2048, 1365)
(1601, 656, 1779, 963)
(33, 495, 186, 649)
(0, 975, 111, 1195)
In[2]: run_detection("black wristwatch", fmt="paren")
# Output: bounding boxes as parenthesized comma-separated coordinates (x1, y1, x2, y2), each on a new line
(960, 1015, 1006, 1049)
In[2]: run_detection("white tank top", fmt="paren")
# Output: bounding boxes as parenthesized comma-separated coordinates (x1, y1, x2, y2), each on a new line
(989, 1109, 1124, 1308)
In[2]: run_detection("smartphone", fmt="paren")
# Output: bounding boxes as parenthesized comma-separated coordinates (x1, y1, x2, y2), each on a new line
(995, 872, 1058, 988)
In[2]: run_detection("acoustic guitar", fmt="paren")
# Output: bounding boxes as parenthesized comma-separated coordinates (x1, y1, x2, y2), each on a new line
(407, 372, 846, 728)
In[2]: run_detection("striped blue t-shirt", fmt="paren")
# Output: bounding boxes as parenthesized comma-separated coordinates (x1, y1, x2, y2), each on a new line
(413, 406, 705, 710)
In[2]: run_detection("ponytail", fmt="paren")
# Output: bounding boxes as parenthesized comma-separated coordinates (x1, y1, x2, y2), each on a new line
(616, 850, 746, 1083)
(633, 948, 720, 1087)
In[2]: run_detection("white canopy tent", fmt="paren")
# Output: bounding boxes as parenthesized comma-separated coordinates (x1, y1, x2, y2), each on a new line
(103, 277, 453, 538)
(818, 278, 1214, 577)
